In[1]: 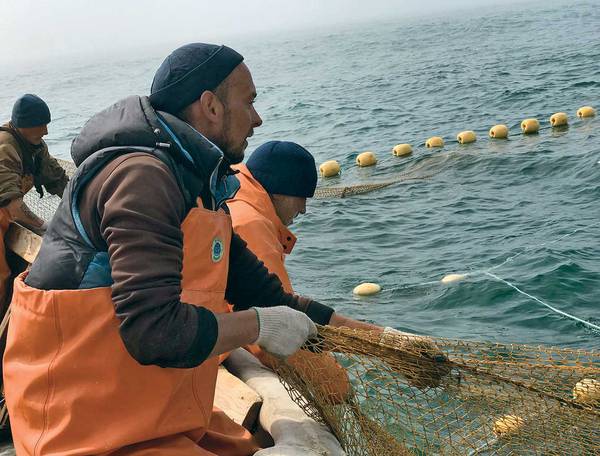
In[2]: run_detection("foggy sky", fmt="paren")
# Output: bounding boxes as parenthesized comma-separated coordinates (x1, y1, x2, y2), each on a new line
(2, 0, 535, 66)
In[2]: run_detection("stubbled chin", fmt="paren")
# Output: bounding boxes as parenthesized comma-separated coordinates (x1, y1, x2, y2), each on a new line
(226, 150, 245, 164)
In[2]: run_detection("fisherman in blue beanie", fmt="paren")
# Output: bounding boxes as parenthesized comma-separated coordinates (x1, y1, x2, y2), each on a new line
(228, 139, 318, 287)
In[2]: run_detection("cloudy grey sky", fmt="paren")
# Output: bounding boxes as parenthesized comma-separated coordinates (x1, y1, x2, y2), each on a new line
(2, 0, 534, 65)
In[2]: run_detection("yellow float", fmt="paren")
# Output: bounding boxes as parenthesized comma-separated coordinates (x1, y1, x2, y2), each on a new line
(457, 131, 476, 144)
(392, 144, 412, 157)
(577, 106, 596, 118)
(521, 118, 540, 134)
(426, 136, 444, 148)
(319, 160, 341, 177)
(489, 124, 509, 139)
(550, 112, 568, 127)
(356, 151, 377, 167)
(441, 274, 467, 284)
(572, 378, 600, 405)
(353, 282, 382, 296)
(493, 415, 524, 438)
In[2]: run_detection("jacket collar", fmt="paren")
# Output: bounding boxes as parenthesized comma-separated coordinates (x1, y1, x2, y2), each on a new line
(233, 164, 297, 254)
(155, 111, 240, 209)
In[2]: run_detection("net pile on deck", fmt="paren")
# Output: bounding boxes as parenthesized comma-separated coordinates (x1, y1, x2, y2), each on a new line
(274, 326, 600, 455)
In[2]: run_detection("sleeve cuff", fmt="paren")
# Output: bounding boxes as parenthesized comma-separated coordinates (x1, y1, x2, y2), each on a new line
(183, 306, 219, 367)
(0, 190, 24, 208)
(305, 300, 335, 325)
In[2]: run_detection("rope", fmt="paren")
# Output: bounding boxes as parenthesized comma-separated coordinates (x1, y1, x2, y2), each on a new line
(484, 271, 600, 332)
(382, 220, 600, 333)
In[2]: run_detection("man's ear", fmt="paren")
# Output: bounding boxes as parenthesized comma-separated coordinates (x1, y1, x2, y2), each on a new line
(198, 90, 224, 124)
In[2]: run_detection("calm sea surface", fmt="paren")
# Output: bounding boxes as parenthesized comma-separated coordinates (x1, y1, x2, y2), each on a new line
(1, 0, 599, 349)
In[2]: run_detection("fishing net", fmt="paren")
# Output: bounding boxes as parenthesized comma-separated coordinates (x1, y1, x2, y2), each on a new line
(274, 326, 600, 456)
(313, 172, 435, 199)
(49, 157, 432, 201)
(22, 159, 76, 222)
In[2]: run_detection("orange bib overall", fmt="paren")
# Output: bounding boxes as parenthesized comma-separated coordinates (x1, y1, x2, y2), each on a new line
(4, 205, 259, 455)
(228, 165, 350, 403)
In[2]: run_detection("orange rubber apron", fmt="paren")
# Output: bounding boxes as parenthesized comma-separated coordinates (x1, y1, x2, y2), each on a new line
(228, 165, 350, 403)
(4, 205, 259, 455)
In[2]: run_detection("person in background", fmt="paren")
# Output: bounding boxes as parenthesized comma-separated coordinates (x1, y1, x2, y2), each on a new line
(0, 94, 68, 305)
(228, 141, 355, 400)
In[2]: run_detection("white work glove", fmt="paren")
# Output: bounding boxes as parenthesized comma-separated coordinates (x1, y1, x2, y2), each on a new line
(253, 306, 317, 358)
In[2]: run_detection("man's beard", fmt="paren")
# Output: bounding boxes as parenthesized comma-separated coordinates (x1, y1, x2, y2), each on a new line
(215, 109, 245, 165)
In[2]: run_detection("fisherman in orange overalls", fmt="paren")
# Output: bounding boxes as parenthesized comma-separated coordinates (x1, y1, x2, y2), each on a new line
(3, 43, 330, 455)
(3, 43, 418, 455)
(228, 141, 375, 400)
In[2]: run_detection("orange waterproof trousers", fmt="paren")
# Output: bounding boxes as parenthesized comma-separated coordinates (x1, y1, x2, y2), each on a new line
(4, 204, 260, 455)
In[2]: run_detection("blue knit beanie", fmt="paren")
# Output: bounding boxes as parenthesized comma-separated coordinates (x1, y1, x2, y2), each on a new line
(11, 94, 51, 128)
(150, 43, 243, 114)
(246, 141, 317, 198)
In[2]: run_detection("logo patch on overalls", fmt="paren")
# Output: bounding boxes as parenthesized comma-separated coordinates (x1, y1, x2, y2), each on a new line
(211, 238, 224, 263)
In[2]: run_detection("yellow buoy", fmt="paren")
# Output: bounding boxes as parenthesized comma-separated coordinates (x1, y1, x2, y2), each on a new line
(489, 124, 509, 139)
(572, 378, 600, 405)
(493, 415, 524, 438)
(457, 130, 476, 144)
(550, 112, 568, 127)
(319, 160, 341, 177)
(392, 144, 412, 157)
(426, 136, 444, 148)
(356, 151, 377, 167)
(441, 273, 467, 284)
(353, 282, 382, 296)
(521, 118, 540, 134)
(577, 106, 596, 118)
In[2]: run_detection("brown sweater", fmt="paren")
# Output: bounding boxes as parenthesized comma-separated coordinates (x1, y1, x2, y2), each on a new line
(78, 153, 333, 367)
(0, 123, 68, 206)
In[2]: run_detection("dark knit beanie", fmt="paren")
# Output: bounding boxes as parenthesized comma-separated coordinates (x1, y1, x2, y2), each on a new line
(246, 141, 317, 198)
(150, 43, 244, 114)
(11, 94, 51, 128)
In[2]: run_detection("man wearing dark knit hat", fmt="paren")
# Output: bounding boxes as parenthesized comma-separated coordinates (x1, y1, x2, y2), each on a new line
(5, 43, 331, 455)
(230, 141, 317, 292)
(4, 43, 445, 455)
(0, 94, 68, 313)
(228, 141, 353, 404)
(0, 94, 68, 231)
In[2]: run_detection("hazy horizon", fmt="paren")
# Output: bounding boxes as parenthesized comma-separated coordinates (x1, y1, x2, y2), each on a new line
(1, 0, 547, 68)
